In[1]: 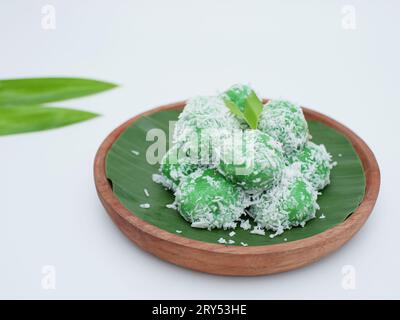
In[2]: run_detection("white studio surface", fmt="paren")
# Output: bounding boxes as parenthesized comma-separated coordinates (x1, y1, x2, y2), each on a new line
(0, 0, 398, 299)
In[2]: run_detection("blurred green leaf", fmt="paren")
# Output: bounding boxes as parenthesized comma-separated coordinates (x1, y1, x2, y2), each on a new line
(0, 77, 117, 107)
(0, 105, 98, 136)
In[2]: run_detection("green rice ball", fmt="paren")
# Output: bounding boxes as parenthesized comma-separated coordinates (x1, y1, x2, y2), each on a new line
(249, 164, 319, 236)
(288, 141, 335, 190)
(217, 129, 284, 192)
(175, 168, 246, 230)
(173, 96, 241, 145)
(159, 143, 199, 190)
(258, 100, 309, 155)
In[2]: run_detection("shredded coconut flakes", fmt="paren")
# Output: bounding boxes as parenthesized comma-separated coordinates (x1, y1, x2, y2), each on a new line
(218, 237, 227, 244)
(131, 150, 140, 156)
(250, 226, 266, 236)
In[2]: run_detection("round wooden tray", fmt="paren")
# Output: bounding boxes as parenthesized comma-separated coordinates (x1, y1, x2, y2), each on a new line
(94, 101, 380, 276)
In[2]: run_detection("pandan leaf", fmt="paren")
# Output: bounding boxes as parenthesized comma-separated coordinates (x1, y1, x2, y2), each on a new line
(243, 90, 264, 129)
(224, 90, 264, 129)
(0, 105, 98, 136)
(0, 77, 117, 107)
(223, 98, 244, 118)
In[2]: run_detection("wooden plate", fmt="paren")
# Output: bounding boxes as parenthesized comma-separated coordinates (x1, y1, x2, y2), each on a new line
(94, 101, 380, 276)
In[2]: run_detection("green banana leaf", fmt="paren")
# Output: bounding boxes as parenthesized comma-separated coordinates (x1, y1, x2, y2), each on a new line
(0, 105, 98, 136)
(106, 109, 366, 246)
(0, 77, 116, 107)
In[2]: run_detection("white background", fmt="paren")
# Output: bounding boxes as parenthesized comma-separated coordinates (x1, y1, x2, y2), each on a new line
(0, 0, 398, 299)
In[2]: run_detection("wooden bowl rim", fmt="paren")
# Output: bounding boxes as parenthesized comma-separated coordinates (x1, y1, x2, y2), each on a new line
(94, 101, 380, 255)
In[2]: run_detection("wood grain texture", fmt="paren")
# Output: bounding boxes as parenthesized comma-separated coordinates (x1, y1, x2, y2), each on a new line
(94, 101, 380, 276)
